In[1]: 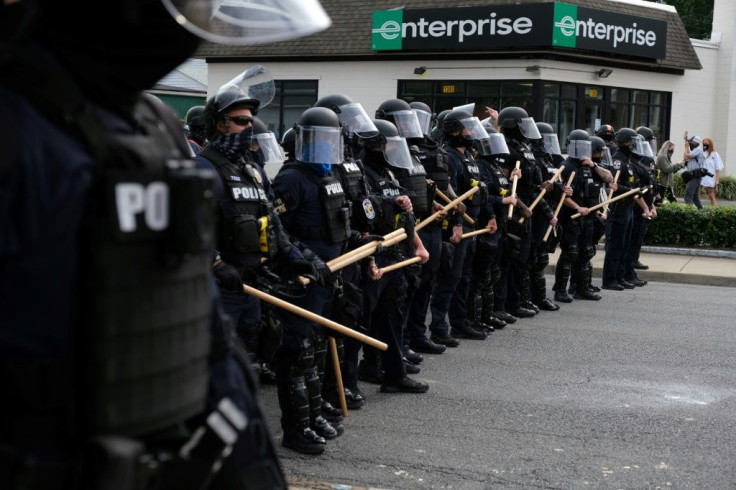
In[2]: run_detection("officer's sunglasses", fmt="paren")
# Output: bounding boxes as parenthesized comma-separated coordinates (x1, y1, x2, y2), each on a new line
(229, 115, 253, 126)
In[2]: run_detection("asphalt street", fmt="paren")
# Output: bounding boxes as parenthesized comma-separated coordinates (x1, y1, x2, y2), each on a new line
(259, 277, 736, 489)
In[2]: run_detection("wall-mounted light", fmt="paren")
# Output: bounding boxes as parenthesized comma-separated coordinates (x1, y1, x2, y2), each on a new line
(525, 65, 541, 72)
(597, 68, 613, 78)
(413, 66, 427, 75)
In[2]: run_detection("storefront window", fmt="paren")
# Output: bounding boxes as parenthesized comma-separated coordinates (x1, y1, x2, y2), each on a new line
(543, 82, 576, 151)
(258, 80, 318, 141)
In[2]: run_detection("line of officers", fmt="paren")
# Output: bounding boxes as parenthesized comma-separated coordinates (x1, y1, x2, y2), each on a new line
(186, 84, 662, 456)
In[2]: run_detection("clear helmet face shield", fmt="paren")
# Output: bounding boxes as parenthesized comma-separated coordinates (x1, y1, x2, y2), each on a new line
(519, 117, 542, 140)
(595, 147, 613, 167)
(644, 138, 657, 157)
(632, 135, 652, 157)
(387, 110, 424, 139)
(567, 140, 592, 159)
(460, 116, 490, 143)
(542, 133, 562, 155)
(382, 135, 415, 169)
(214, 65, 275, 109)
(412, 108, 432, 136)
(476, 132, 510, 156)
(251, 132, 284, 164)
(161, 0, 332, 45)
(337, 103, 378, 139)
(296, 126, 343, 165)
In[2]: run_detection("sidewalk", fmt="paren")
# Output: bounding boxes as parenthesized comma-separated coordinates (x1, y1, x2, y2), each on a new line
(547, 245, 736, 288)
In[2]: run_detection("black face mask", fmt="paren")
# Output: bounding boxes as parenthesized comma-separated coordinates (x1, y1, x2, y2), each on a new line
(667, 150, 674, 158)
(689, 144, 698, 151)
(703, 145, 710, 151)
(445, 133, 468, 148)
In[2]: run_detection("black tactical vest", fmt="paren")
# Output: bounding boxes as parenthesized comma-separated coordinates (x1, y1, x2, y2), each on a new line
(200, 147, 274, 266)
(285, 163, 352, 244)
(364, 162, 404, 235)
(410, 139, 450, 193)
(393, 160, 431, 220)
(506, 139, 541, 203)
(446, 147, 484, 214)
(611, 149, 638, 206)
(573, 162, 603, 207)
(79, 97, 214, 437)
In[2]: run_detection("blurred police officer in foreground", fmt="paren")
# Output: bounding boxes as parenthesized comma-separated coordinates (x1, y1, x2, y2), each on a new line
(0, 0, 330, 487)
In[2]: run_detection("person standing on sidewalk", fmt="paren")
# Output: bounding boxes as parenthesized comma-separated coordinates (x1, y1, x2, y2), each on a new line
(655, 140, 683, 203)
(683, 133, 706, 209)
(701, 138, 724, 206)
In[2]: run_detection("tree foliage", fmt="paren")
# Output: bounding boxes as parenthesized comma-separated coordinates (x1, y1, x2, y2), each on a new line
(645, 0, 714, 40)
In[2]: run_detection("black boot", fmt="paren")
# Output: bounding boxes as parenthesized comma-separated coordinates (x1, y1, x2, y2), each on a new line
(278, 372, 326, 455)
(573, 264, 601, 300)
(312, 415, 344, 440)
(553, 255, 573, 303)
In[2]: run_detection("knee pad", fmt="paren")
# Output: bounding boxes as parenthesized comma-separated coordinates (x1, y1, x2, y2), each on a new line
(294, 342, 315, 371)
(535, 251, 549, 270)
(580, 244, 596, 262)
(561, 244, 579, 264)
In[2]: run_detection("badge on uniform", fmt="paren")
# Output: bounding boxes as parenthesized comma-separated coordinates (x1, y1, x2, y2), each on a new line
(362, 198, 376, 219)
(612, 160, 622, 170)
(273, 197, 287, 215)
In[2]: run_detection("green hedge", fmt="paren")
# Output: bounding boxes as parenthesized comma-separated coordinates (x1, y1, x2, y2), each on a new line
(673, 174, 736, 201)
(644, 202, 736, 248)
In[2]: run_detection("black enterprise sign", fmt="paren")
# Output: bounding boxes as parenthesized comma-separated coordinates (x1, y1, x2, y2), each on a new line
(372, 2, 667, 59)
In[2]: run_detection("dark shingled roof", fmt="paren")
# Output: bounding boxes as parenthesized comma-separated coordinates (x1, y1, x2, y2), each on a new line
(194, 0, 701, 73)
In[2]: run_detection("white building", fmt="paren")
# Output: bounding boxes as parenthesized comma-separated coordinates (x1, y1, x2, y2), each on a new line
(196, 0, 733, 176)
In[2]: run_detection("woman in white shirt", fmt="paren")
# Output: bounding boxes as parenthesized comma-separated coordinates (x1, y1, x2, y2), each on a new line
(701, 138, 724, 206)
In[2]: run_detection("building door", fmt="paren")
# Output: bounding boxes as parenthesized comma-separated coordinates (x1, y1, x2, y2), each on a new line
(583, 85, 605, 136)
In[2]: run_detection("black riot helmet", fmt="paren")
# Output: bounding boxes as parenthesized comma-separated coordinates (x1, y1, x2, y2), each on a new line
(375, 98, 423, 139)
(635, 126, 656, 157)
(430, 109, 452, 141)
(536, 122, 562, 156)
(281, 127, 297, 162)
(497, 106, 541, 140)
(362, 119, 414, 169)
(409, 101, 434, 136)
(590, 136, 613, 167)
(596, 124, 615, 142)
(566, 129, 592, 159)
(185, 105, 207, 146)
(185, 105, 205, 128)
(614, 127, 641, 154)
(442, 109, 490, 149)
(294, 107, 343, 165)
(314, 93, 378, 139)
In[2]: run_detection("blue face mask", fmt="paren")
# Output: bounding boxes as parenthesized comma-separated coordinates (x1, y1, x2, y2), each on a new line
(305, 162, 331, 177)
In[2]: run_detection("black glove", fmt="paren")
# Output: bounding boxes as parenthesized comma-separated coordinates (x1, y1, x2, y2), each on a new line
(290, 260, 319, 282)
(347, 230, 384, 251)
(213, 261, 243, 292)
(300, 247, 333, 285)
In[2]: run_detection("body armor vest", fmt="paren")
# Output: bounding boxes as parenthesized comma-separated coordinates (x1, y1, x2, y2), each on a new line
(477, 155, 511, 223)
(333, 159, 376, 232)
(394, 160, 431, 219)
(410, 139, 450, 193)
(611, 149, 638, 206)
(446, 147, 484, 215)
(80, 97, 214, 437)
(200, 147, 275, 266)
(573, 162, 603, 207)
(507, 139, 540, 203)
(363, 161, 404, 236)
(286, 163, 351, 244)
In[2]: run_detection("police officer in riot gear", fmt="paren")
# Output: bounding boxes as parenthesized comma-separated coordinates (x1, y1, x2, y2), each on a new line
(196, 76, 304, 379)
(430, 108, 452, 142)
(404, 101, 454, 355)
(526, 121, 568, 312)
(0, 0, 332, 486)
(311, 93, 379, 414)
(494, 106, 548, 320)
(623, 126, 659, 286)
(601, 128, 652, 291)
(185, 104, 207, 154)
(250, 116, 285, 169)
(429, 108, 493, 343)
(375, 98, 437, 361)
(552, 130, 615, 302)
(470, 123, 520, 331)
(353, 118, 431, 394)
(271, 107, 350, 453)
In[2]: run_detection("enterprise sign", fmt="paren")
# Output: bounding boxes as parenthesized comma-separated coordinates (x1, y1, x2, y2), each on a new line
(372, 2, 667, 60)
